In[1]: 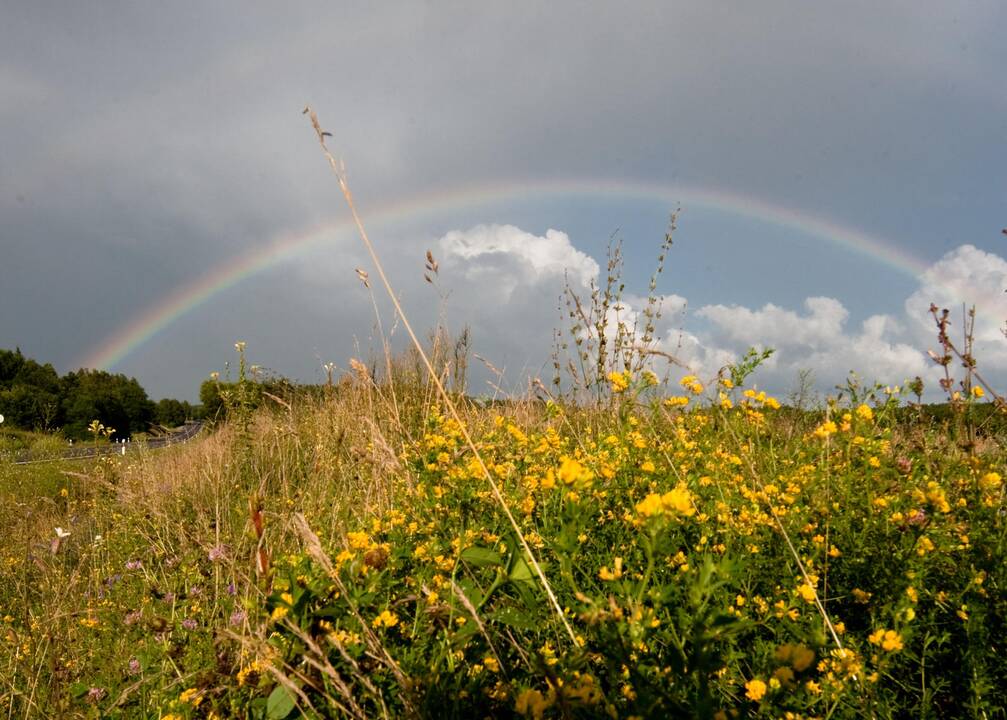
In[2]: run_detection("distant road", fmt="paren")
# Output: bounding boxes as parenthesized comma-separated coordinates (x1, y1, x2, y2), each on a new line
(11, 420, 204, 465)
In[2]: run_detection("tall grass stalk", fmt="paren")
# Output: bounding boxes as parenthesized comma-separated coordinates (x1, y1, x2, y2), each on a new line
(302, 106, 577, 645)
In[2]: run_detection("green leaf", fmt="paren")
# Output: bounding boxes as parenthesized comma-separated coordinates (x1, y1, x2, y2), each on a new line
(508, 554, 535, 583)
(266, 684, 297, 719)
(461, 545, 503, 567)
(448, 577, 482, 609)
(488, 605, 537, 630)
(313, 604, 347, 619)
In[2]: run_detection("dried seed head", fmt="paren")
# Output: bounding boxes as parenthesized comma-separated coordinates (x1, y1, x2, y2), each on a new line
(349, 358, 370, 381)
(363, 547, 389, 570)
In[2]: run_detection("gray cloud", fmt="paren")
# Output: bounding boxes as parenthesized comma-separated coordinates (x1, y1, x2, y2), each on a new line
(1, 2, 1003, 399)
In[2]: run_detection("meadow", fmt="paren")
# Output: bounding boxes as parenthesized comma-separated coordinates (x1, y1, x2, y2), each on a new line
(3, 294, 1007, 720)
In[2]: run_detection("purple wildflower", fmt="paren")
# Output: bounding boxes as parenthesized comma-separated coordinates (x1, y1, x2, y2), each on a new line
(181, 617, 197, 630)
(125, 560, 142, 571)
(230, 609, 247, 626)
(128, 657, 141, 676)
(907, 509, 928, 526)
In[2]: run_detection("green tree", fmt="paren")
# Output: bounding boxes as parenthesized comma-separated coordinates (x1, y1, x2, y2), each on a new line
(0, 348, 63, 430)
(154, 398, 197, 427)
(61, 369, 155, 439)
(199, 378, 226, 421)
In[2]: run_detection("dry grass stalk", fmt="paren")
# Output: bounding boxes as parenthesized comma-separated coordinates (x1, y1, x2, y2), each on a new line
(303, 106, 577, 645)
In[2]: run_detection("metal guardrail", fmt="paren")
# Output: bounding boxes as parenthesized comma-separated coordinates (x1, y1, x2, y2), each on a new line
(8, 420, 204, 465)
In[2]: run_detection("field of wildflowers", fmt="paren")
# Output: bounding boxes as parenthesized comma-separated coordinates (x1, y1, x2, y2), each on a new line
(3, 336, 1007, 718)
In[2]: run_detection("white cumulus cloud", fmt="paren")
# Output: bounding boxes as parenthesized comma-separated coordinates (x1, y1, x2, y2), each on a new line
(440, 224, 599, 293)
(905, 244, 1007, 371)
(424, 226, 1007, 400)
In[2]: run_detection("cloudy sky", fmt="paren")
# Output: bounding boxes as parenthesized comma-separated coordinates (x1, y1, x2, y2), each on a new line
(2, 2, 1005, 401)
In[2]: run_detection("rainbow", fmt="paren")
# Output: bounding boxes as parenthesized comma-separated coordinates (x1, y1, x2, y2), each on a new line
(78, 178, 934, 371)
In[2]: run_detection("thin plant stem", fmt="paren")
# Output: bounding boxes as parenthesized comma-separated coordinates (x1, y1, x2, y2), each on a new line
(303, 106, 577, 645)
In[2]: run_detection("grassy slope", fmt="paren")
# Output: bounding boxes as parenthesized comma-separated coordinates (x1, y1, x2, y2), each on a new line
(2, 375, 1006, 718)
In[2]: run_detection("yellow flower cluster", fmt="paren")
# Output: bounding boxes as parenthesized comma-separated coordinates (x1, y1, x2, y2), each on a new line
(608, 371, 631, 393)
(347, 531, 371, 550)
(744, 678, 767, 701)
(635, 485, 696, 519)
(813, 420, 838, 439)
(598, 557, 624, 581)
(741, 388, 781, 410)
(558, 457, 594, 488)
(679, 375, 704, 395)
(371, 609, 399, 629)
(868, 628, 904, 652)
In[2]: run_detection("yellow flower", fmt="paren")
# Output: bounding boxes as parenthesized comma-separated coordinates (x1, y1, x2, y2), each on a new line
(852, 588, 872, 604)
(558, 457, 594, 487)
(636, 493, 664, 517)
(869, 628, 903, 652)
(744, 678, 767, 701)
(347, 531, 371, 550)
(856, 404, 874, 421)
(640, 460, 656, 473)
(270, 605, 289, 622)
(972, 386, 985, 398)
(980, 472, 1001, 491)
(881, 630, 903, 652)
(661, 485, 695, 516)
(179, 688, 203, 706)
(599, 557, 624, 581)
(916, 536, 935, 556)
(796, 583, 817, 603)
(813, 420, 838, 439)
(515, 688, 553, 719)
(520, 495, 536, 515)
(636, 485, 695, 519)
(608, 371, 630, 393)
(372, 610, 399, 629)
(538, 642, 559, 666)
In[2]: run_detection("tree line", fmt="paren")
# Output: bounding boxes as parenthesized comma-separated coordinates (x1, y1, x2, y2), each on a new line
(0, 348, 201, 439)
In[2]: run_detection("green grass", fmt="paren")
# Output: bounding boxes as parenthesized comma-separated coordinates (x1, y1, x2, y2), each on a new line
(2, 366, 1006, 718)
